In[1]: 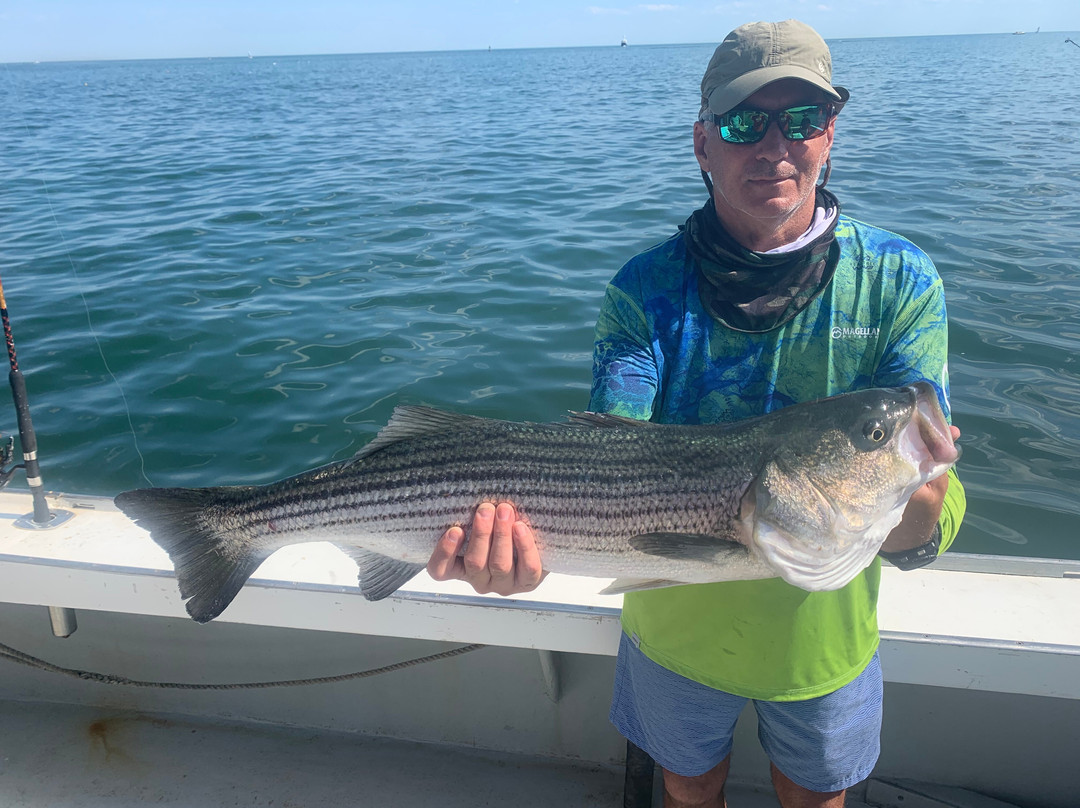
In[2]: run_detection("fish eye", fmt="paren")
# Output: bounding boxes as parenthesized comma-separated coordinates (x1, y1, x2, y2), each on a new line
(863, 419, 890, 444)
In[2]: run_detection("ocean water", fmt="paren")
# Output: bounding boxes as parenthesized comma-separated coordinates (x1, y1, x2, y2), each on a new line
(1, 32, 1078, 560)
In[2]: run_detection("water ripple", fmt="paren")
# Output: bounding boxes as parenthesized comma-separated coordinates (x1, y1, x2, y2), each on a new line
(3, 35, 1079, 558)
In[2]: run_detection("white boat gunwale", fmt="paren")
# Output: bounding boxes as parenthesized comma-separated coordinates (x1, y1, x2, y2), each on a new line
(1, 489, 1078, 700)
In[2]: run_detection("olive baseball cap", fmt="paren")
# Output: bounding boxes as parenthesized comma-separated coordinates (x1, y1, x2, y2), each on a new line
(699, 19, 849, 118)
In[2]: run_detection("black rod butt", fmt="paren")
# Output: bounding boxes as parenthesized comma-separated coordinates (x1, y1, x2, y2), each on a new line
(623, 740, 656, 808)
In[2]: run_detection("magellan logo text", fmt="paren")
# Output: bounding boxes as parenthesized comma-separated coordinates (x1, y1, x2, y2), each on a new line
(831, 326, 880, 339)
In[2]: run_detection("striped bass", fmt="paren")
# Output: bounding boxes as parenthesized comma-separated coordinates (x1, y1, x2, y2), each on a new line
(114, 382, 958, 623)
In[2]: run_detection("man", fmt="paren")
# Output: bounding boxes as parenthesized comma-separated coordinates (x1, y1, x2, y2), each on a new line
(428, 19, 965, 808)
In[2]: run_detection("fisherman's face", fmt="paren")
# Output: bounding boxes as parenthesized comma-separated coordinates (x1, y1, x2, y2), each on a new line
(694, 79, 836, 251)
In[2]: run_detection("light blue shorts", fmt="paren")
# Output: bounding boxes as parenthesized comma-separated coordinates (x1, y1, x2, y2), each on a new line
(609, 633, 882, 793)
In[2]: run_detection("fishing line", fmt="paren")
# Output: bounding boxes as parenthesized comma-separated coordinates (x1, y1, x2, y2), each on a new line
(3, 63, 154, 488)
(34, 172, 154, 488)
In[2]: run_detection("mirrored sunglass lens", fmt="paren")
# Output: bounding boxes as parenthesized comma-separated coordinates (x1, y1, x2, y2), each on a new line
(720, 110, 768, 143)
(780, 106, 829, 140)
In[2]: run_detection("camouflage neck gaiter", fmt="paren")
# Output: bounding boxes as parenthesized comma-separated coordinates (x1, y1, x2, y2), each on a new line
(683, 187, 841, 333)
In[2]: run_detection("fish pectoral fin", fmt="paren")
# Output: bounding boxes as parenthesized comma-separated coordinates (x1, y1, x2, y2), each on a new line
(629, 532, 747, 562)
(343, 549, 425, 601)
(599, 578, 683, 595)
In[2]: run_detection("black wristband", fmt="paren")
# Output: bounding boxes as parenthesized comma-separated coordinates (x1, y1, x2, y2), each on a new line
(878, 523, 942, 571)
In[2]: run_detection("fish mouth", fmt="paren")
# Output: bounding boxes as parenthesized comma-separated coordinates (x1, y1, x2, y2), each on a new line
(905, 382, 960, 477)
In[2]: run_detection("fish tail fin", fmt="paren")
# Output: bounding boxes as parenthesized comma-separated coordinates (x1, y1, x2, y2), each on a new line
(115, 486, 269, 623)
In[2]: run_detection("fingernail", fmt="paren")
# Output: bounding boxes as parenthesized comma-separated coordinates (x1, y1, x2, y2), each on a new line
(497, 503, 513, 521)
(477, 502, 495, 517)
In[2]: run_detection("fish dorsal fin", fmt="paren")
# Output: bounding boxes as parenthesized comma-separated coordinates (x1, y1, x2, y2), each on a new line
(630, 532, 749, 562)
(355, 405, 484, 460)
(341, 547, 425, 601)
(599, 577, 682, 595)
(566, 411, 656, 428)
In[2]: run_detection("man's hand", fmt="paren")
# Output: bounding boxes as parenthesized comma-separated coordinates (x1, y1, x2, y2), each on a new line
(880, 424, 961, 554)
(426, 501, 547, 596)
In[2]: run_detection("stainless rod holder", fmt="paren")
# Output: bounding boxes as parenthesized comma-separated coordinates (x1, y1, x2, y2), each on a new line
(48, 606, 78, 638)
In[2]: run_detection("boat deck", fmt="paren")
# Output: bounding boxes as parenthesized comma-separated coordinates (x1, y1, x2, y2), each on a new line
(1, 699, 624, 807)
(1, 698, 873, 808)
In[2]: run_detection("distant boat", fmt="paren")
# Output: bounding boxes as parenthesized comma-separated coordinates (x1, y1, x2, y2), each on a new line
(620, 37, 628, 47)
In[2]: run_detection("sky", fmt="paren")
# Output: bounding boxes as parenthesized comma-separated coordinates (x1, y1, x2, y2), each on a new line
(1, 0, 1076, 63)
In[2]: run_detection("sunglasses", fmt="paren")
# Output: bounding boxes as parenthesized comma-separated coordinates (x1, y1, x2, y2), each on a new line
(705, 103, 837, 144)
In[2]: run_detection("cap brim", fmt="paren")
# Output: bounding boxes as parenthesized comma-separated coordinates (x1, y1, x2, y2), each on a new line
(706, 65, 844, 115)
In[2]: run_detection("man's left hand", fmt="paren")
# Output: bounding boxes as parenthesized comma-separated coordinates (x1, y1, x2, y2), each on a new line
(880, 424, 961, 553)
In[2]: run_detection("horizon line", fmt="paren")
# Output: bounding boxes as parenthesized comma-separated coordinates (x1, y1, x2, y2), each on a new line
(5, 28, 1076, 67)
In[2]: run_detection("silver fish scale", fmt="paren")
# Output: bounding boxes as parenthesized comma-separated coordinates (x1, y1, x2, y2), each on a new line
(229, 418, 765, 572)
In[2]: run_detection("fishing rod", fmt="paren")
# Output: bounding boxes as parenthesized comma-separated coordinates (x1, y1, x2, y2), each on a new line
(1066, 38, 1080, 49)
(0, 276, 56, 523)
(0, 273, 77, 636)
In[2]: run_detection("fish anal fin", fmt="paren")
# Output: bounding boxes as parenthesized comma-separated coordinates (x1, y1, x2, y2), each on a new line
(629, 532, 748, 562)
(599, 578, 683, 595)
(342, 548, 425, 601)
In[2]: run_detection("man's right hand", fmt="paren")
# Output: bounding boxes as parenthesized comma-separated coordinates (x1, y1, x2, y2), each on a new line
(426, 501, 547, 596)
